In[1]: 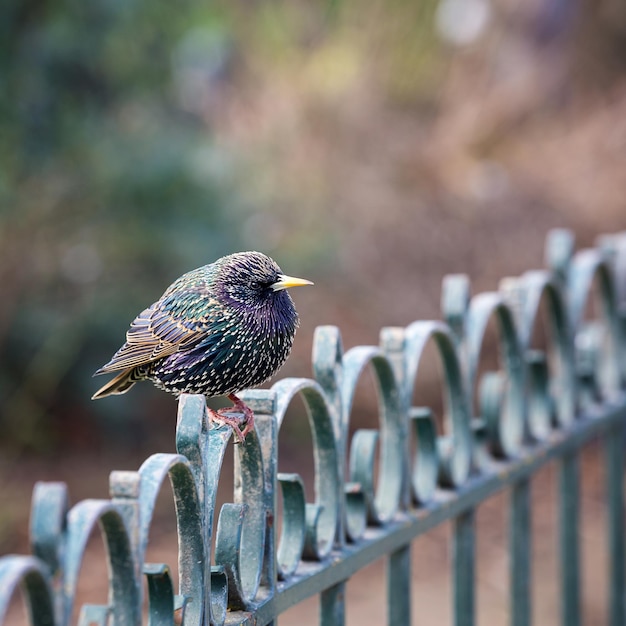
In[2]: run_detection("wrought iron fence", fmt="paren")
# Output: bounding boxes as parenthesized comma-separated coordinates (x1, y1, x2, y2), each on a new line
(1, 228, 626, 626)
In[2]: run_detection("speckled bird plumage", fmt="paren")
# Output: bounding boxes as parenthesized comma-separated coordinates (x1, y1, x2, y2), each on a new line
(92, 253, 311, 423)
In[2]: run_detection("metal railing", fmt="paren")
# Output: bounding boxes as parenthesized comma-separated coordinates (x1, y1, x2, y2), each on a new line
(1, 228, 626, 626)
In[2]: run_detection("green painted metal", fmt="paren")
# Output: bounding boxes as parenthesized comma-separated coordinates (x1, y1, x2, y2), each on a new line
(453, 510, 475, 626)
(1, 229, 626, 626)
(606, 423, 625, 626)
(320, 582, 346, 626)
(510, 479, 531, 626)
(559, 453, 581, 626)
(387, 545, 411, 626)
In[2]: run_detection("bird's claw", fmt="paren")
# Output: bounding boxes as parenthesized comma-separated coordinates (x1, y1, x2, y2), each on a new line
(209, 409, 247, 443)
(209, 395, 255, 444)
(226, 393, 255, 442)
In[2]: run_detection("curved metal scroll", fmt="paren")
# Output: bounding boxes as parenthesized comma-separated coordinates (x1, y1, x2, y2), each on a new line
(0, 556, 55, 626)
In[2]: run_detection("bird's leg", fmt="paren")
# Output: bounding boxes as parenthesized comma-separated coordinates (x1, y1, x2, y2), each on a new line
(211, 394, 255, 443)
(226, 393, 255, 439)
(209, 407, 246, 443)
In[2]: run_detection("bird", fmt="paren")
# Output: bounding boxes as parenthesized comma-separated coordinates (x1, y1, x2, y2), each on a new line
(92, 251, 313, 441)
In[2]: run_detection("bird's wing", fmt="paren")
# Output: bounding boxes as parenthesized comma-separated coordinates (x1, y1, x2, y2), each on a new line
(94, 292, 220, 375)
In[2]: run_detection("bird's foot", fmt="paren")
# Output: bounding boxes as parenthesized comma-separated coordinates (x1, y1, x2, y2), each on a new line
(209, 408, 247, 443)
(227, 393, 255, 440)
(209, 394, 255, 444)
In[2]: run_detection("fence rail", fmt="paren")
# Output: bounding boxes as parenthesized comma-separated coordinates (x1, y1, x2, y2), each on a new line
(1, 228, 626, 626)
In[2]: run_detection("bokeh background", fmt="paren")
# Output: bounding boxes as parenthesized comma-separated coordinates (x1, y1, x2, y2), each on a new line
(1, 0, 625, 623)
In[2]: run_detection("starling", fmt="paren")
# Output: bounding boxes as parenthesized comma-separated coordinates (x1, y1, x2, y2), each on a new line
(92, 251, 313, 441)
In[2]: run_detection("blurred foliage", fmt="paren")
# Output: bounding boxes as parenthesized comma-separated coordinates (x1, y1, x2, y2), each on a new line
(0, 0, 359, 454)
(0, 0, 445, 454)
(0, 0, 249, 451)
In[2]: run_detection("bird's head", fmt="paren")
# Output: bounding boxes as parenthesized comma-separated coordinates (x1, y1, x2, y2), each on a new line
(216, 251, 313, 316)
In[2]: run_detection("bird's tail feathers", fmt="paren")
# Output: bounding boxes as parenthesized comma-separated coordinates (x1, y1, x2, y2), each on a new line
(92, 369, 138, 400)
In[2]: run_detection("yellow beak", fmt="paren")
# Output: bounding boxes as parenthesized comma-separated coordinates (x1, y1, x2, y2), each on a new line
(272, 274, 314, 291)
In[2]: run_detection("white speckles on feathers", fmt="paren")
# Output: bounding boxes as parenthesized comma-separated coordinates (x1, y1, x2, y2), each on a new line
(93, 251, 302, 400)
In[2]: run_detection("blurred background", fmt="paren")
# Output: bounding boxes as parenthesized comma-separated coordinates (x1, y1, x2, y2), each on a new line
(1, 0, 626, 623)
